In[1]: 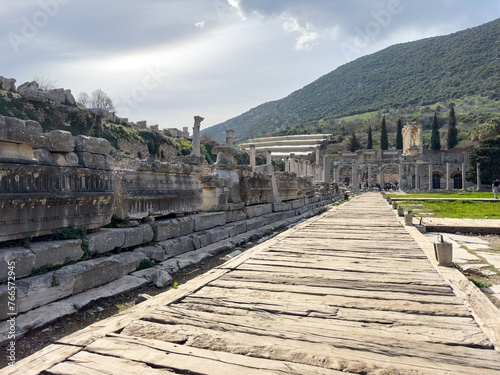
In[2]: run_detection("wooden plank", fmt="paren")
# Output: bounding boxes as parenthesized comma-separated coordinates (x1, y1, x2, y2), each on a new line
(1, 344, 82, 375)
(83, 335, 347, 375)
(189, 285, 471, 316)
(122, 320, 500, 375)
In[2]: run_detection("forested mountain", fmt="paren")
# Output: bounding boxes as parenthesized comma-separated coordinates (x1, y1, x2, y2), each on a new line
(202, 18, 500, 144)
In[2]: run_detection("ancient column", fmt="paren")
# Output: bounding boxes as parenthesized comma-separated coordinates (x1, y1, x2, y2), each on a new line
(398, 164, 403, 188)
(428, 164, 433, 190)
(250, 144, 256, 171)
(352, 164, 358, 190)
(192, 116, 203, 157)
(323, 156, 331, 183)
(415, 163, 419, 190)
(226, 129, 234, 147)
(315, 147, 320, 165)
(302, 159, 307, 177)
(462, 162, 466, 191)
(368, 166, 372, 187)
(266, 150, 272, 165)
(477, 163, 481, 190)
(446, 162, 450, 190)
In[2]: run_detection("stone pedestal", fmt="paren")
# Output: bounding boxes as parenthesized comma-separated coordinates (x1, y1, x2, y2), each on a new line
(434, 242, 453, 266)
(404, 214, 413, 226)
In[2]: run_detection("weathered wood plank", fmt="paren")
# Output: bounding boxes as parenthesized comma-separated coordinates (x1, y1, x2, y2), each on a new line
(83, 335, 347, 375)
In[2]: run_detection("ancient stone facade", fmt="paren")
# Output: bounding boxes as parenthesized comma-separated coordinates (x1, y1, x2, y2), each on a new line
(332, 122, 474, 191)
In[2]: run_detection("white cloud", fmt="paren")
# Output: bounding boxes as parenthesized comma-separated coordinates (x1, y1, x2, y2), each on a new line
(195, 20, 206, 29)
(282, 17, 321, 51)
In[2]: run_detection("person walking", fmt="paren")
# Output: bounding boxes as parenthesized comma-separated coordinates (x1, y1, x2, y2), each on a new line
(493, 177, 500, 199)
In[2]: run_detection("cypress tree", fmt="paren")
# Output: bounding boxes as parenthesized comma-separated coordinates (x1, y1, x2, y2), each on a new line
(396, 118, 403, 150)
(431, 112, 441, 150)
(447, 106, 458, 149)
(367, 126, 373, 149)
(349, 129, 360, 152)
(380, 116, 388, 150)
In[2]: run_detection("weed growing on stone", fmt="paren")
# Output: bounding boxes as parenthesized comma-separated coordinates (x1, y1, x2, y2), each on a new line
(23, 233, 32, 249)
(138, 259, 155, 270)
(468, 277, 492, 288)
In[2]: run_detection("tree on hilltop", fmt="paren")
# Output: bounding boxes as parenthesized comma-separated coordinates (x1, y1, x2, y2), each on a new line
(447, 106, 458, 149)
(380, 116, 388, 150)
(396, 118, 403, 150)
(367, 126, 373, 149)
(431, 112, 441, 150)
(78, 89, 115, 111)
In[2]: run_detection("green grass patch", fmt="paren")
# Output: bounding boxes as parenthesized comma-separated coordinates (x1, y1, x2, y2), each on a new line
(467, 277, 492, 288)
(387, 192, 495, 199)
(397, 200, 500, 219)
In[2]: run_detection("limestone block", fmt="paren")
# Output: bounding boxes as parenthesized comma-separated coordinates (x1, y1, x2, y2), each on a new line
(65, 275, 148, 310)
(158, 259, 181, 274)
(19, 89, 47, 103)
(0, 116, 34, 145)
(272, 202, 292, 212)
(24, 120, 43, 137)
(225, 210, 246, 223)
(204, 227, 229, 244)
(201, 186, 229, 212)
(122, 227, 145, 248)
(245, 204, 273, 218)
(150, 217, 195, 242)
(290, 199, 306, 209)
(16, 272, 75, 312)
(0, 301, 76, 346)
(74, 135, 110, 155)
(265, 213, 280, 225)
(51, 152, 79, 166)
(159, 237, 196, 258)
(132, 268, 173, 288)
(85, 229, 125, 254)
(227, 221, 247, 237)
(46, 88, 76, 106)
(17, 81, 40, 92)
(54, 257, 123, 294)
(75, 152, 113, 170)
(141, 224, 154, 243)
(194, 212, 226, 232)
(203, 240, 235, 256)
(30, 239, 83, 269)
(0, 77, 16, 92)
(186, 234, 202, 250)
(64, 89, 76, 106)
(110, 252, 147, 276)
(37, 130, 75, 152)
(0, 141, 37, 164)
(133, 246, 167, 262)
(246, 217, 267, 231)
(0, 285, 16, 321)
(0, 248, 35, 280)
(33, 148, 52, 164)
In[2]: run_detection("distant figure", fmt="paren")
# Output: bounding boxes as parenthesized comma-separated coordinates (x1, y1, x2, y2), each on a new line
(493, 177, 500, 199)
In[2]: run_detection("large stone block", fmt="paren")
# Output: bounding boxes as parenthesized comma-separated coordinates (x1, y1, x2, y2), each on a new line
(246, 217, 267, 231)
(114, 169, 203, 220)
(225, 210, 246, 223)
(133, 246, 167, 261)
(30, 240, 83, 269)
(75, 152, 113, 170)
(17, 272, 74, 312)
(141, 224, 154, 243)
(37, 130, 75, 152)
(158, 237, 196, 258)
(150, 217, 195, 242)
(122, 227, 145, 248)
(0, 164, 115, 242)
(86, 229, 125, 254)
(131, 268, 172, 288)
(0, 248, 35, 280)
(0, 116, 35, 145)
(0, 285, 16, 321)
(0, 141, 37, 164)
(226, 221, 247, 237)
(112, 252, 147, 275)
(194, 212, 226, 232)
(204, 227, 229, 244)
(244, 204, 273, 218)
(74, 135, 110, 155)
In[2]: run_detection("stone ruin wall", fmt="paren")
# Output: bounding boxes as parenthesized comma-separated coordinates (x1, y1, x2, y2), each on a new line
(0, 114, 340, 343)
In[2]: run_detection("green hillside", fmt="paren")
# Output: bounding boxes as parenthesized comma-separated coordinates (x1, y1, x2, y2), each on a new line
(202, 18, 500, 144)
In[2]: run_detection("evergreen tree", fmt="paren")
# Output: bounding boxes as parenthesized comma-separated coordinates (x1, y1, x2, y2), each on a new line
(367, 126, 373, 149)
(380, 116, 389, 150)
(447, 106, 458, 149)
(349, 129, 361, 152)
(431, 112, 441, 150)
(396, 118, 403, 150)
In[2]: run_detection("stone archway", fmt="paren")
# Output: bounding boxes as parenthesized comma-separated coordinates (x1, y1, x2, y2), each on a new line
(339, 165, 353, 187)
(432, 172, 443, 189)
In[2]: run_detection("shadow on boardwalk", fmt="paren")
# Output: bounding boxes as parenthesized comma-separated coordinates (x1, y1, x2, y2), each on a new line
(5, 193, 500, 374)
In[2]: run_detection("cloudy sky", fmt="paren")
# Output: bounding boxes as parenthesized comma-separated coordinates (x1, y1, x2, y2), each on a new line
(1, 0, 499, 130)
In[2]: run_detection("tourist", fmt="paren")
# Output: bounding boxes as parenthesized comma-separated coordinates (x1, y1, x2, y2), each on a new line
(493, 177, 500, 199)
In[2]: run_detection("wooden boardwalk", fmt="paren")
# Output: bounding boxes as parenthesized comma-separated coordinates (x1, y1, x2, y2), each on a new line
(6, 193, 500, 374)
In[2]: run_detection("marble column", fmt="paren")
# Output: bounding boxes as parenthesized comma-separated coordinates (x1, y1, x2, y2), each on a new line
(285, 158, 290, 172)
(250, 145, 256, 171)
(462, 162, 466, 191)
(225, 129, 234, 147)
(428, 164, 433, 190)
(477, 163, 481, 190)
(323, 156, 331, 183)
(266, 150, 272, 165)
(446, 162, 450, 190)
(302, 159, 307, 177)
(191, 115, 204, 157)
